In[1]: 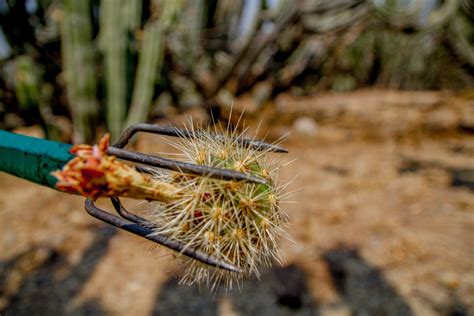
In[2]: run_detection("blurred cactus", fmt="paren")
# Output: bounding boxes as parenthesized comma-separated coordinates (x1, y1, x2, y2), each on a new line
(98, 0, 131, 140)
(122, 1, 142, 31)
(124, 0, 183, 127)
(60, 0, 99, 143)
(186, 0, 205, 63)
(9, 56, 41, 110)
(448, 12, 474, 67)
(372, 0, 460, 30)
(0, 0, 472, 139)
(125, 21, 164, 127)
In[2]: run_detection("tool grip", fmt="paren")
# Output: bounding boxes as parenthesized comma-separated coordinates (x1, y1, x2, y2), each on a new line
(0, 130, 74, 188)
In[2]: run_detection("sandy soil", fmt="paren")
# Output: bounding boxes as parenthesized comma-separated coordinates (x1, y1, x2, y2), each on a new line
(1, 90, 473, 316)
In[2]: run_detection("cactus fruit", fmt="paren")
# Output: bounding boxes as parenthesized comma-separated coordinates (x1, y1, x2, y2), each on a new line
(150, 124, 290, 289)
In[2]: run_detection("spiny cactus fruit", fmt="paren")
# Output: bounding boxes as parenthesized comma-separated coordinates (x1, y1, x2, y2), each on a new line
(150, 124, 290, 289)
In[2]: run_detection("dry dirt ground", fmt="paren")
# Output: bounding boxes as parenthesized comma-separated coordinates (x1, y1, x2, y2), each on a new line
(0, 90, 473, 316)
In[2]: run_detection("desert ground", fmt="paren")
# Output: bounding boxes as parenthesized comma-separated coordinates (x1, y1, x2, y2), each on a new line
(1, 90, 473, 316)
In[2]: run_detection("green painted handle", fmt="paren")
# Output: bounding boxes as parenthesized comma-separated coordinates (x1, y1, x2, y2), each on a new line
(0, 131, 74, 188)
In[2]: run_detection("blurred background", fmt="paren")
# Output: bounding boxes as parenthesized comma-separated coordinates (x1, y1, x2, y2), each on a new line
(0, 0, 473, 315)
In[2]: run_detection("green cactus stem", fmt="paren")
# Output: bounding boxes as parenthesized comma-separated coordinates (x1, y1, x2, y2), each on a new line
(99, 0, 128, 141)
(125, 20, 164, 127)
(61, 0, 99, 143)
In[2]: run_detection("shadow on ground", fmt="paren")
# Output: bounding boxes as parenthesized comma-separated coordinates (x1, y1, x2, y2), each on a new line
(152, 247, 415, 316)
(152, 264, 318, 316)
(323, 247, 413, 315)
(0, 226, 116, 316)
(4, 240, 465, 316)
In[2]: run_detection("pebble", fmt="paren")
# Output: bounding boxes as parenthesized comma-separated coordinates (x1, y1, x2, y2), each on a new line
(293, 116, 319, 137)
(319, 304, 351, 316)
(438, 272, 460, 289)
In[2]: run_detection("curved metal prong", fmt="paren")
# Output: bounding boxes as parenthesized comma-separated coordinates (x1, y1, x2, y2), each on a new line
(114, 123, 288, 153)
(110, 197, 144, 224)
(84, 199, 241, 273)
(106, 146, 267, 184)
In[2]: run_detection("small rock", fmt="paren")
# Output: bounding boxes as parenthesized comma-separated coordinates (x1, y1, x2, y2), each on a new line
(292, 116, 319, 137)
(319, 304, 351, 316)
(438, 272, 460, 289)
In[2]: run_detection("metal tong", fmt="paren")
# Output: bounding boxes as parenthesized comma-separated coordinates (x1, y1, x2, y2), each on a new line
(85, 123, 287, 273)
